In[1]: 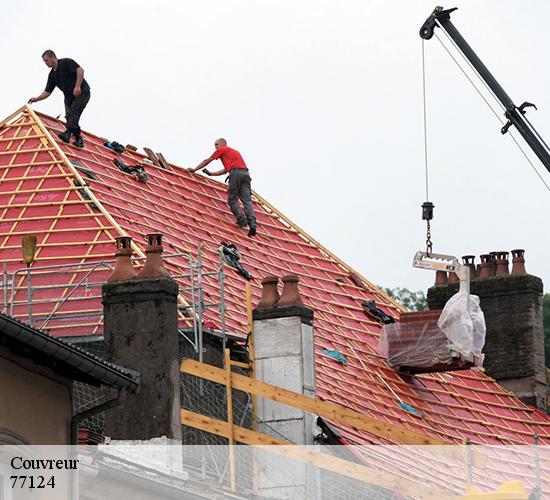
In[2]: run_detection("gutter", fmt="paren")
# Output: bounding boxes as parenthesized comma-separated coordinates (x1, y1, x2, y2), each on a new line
(0, 314, 139, 392)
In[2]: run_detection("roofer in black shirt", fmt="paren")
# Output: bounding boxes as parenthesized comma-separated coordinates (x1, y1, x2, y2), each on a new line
(28, 50, 90, 148)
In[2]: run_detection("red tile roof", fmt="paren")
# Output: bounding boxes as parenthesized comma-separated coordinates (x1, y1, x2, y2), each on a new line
(2, 106, 550, 458)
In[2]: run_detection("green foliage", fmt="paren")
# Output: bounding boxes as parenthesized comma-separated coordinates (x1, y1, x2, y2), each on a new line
(544, 293, 550, 368)
(380, 287, 427, 311)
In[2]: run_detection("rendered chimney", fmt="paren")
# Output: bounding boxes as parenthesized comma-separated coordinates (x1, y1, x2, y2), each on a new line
(277, 274, 304, 307)
(102, 259, 181, 440)
(427, 249, 547, 410)
(107, 236, 137, 282)
(253, 280, 316, 496)
(511, 249, 527, 275)
(137, 233, 171, 278)
(256, 276, 279, 308)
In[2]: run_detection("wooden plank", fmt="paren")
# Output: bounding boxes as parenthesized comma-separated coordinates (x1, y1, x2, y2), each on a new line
(157, 152, 172, 171)
(143, 147, 160, 166)
(180, 410, 456, 499)
(230, 360, 250, 369)
(180, 359, 445, 446)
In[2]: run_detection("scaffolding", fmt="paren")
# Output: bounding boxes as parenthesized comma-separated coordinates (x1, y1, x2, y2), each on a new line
(0, 243, 227, 356)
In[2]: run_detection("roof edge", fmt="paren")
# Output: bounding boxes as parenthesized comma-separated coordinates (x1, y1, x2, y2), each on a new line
(0, 313, 140, 393)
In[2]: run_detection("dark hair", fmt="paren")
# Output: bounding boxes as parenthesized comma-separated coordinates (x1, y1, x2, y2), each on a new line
(41, 50, 56, 58)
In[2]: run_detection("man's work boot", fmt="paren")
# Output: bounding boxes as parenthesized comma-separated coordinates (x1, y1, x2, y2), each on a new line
(248, 226, 257, 237)
(73, 135, 84, 148)
(57, 130, 71, 143)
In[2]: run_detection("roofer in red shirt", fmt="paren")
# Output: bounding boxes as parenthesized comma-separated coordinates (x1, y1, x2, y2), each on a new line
(189, 138, 257, 237)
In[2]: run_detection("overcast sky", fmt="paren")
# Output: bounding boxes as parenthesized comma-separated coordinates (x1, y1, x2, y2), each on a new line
(2, 0, 549, 293)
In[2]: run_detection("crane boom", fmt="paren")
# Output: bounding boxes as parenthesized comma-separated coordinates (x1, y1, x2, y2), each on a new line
(420, 6, 550, 174)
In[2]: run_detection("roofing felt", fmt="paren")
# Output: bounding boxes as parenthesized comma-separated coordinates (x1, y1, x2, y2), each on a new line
(1, 105, 550, 452)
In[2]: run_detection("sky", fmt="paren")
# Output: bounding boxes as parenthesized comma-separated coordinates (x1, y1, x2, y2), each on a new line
(2, 0, 549, 294)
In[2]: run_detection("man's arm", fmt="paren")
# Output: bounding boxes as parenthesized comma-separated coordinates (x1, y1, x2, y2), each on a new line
(203, 168, 226, 176)
(28, 91, 52, 104)
(73, 67, 84, 97)
(188, 158, 213, 173)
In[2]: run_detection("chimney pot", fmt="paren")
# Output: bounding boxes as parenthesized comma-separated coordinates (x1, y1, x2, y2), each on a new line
(278, 274, 304, 307)
(256, 276, 279, 309)
(479, 254, 495, 278)
(137, 233, 171, 278)
(462, 255, 477, 279)
(448, 272, 459, 282)
(434, 270, 448, 285)
(511, 249, 527, 275)
(107, 236, 137, 282)
(494, 251, 510, 277)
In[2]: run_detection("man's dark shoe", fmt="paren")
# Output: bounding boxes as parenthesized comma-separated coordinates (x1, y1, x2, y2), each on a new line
(236, 221, 247, 228)
(248, 226, 257, 237)
(57, 130, 71, 143)
(73, 136, 84, 148)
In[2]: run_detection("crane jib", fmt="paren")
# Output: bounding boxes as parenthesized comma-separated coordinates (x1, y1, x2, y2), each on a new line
(420, 6, 550, 175)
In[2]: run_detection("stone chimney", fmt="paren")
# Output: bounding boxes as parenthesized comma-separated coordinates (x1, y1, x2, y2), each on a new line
(102, 234, 182, 441)
(252, 275, 317, 498)
(427, 250, 547, 411)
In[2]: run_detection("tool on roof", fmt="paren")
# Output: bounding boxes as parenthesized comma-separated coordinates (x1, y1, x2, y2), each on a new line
(113, 159, 148, 183)
(104, 141, 125, 154)
(362, 300, 395, 324)
(375, 372, 425, 418)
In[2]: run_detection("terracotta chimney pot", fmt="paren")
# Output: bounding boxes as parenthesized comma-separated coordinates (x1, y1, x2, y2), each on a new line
(511, 249, 527, 275)
(494, 251, 510, 277)
(434, 270, 448, 285)
(447, 272, 459, 283)
(479, 254, 493, 279)
(489, 251, 498, 276)
(462, 255, 477, 279)
(137, 233, 171, 278)
(278, 274, 304, 307)
(107, 236, 137, 282)
(256, 276, 279, 309)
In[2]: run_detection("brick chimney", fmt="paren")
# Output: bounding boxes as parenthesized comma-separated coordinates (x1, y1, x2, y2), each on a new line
(427, 251, 547, 410)
(102, 234, 182, 441)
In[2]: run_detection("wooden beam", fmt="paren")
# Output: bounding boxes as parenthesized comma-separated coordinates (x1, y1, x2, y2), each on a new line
(181, 359, 445, 446)
(0, 147, 55, 156)
(0, 106, 27, 129)
(180, 410, 457, 499)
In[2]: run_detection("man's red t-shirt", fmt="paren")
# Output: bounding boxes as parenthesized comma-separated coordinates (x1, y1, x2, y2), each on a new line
(209, 146, 248, 172)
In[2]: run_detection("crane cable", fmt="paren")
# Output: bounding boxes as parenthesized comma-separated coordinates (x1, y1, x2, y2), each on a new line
(421, 39, 434, 255)
(433, 24, 550, 193)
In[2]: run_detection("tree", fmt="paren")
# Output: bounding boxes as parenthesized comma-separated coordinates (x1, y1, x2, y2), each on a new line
(544, 293, 550, 368)
(380, 287, 427, 311)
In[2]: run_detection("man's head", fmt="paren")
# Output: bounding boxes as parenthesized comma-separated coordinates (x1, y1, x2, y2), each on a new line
(214, 138, 227, 149)
(41, 50, 57, 69)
